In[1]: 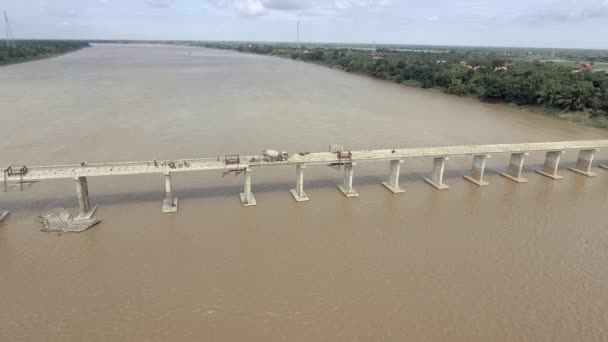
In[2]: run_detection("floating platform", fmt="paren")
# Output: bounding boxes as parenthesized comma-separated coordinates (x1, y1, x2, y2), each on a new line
(38, 208, 100, 233)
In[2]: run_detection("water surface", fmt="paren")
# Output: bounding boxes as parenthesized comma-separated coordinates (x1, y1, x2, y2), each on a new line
(1, 44, 608, 341)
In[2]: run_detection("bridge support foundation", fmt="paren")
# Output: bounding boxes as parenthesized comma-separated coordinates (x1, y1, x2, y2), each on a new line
(162, 172, 178, 213)
(536, 151, 565, 180)
(425, 157, 449, 190)
(464, 155, 490, 186)
(240, 167, 257, 207)
(74, 176, 96, 220)
(290, 164, 310, 202)
(569, 149, 598, 177)
(382, 160, 405, 193)
(501, 152, 528, 183)
(338, 163, 359, 198)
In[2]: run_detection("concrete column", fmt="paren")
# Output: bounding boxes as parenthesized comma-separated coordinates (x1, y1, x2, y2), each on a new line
(290, 164, 310, 202)
(464, 155, 490, 186)
(165, 173, 172, 194)
(500, 152, 529, 183)
(382, 160, 405, 194)
(337, 163, 359, 198)
(239, 167, 257, 207)
(536, 151, 565, 180)
(424, 157, 449, 190)
(162, 172, 178, 213)
(0, 210, 9, 224)
(569, 149, 598, 177)
(74, 176, 96, 220)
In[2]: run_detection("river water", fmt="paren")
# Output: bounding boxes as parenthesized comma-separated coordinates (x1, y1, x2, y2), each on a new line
(1, 44, 608, 341)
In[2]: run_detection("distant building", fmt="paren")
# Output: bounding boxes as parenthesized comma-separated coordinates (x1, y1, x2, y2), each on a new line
(572, 63, 593, 73)
(459, 61, 481, 71)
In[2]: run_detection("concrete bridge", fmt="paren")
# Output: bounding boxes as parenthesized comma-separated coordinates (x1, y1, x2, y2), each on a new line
(2, 140, 608, 222)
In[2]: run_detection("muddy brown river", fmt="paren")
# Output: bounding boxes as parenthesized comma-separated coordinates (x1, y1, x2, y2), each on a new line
(1, 44, 608, 341)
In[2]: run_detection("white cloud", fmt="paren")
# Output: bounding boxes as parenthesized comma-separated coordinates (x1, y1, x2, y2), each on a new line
(334, 0, 391, 10)
(5, 0, 608, 48)
(145, 0, 172, 8)
(210, 0, 392, 16)
(234, 0, 267, 16)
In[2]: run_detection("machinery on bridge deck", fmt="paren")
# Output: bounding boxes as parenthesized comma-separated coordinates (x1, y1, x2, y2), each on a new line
(3, 166, 34, 192)
(328, 144, 353, 170)
(261, 150, 289, 162)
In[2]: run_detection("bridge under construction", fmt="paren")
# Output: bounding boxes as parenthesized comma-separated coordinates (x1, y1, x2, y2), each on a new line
(2, 140, 608, 224)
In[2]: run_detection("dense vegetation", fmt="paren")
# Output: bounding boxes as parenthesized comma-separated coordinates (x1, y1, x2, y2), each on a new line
(195, 42, 608, 128)
(0, 40, 90, 66)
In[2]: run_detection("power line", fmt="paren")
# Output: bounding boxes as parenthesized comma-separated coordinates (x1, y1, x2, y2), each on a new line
(4, 11, 16, 49)
(296, 20, 301, 48)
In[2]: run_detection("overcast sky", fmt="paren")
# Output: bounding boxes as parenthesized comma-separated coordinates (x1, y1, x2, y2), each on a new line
(3, 0, 608, 48)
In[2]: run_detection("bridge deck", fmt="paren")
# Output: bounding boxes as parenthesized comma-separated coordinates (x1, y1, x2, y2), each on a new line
(3, 140, 608, 182)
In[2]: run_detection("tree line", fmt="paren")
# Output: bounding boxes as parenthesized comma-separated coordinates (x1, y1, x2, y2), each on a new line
(0, 40, 90, 66)
(196, 42, 608, 126)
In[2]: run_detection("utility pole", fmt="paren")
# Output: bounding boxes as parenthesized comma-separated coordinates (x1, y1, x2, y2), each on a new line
(4, 11, 15, 48)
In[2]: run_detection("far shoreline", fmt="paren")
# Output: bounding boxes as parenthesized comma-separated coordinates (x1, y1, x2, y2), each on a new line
(190, 42, 608, 130)
(0, 41, 90, 67)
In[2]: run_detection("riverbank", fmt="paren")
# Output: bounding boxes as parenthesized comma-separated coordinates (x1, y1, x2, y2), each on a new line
(0, 40, 90, 66)
(193, 42, 608, 129)
(332, 63, 608, 129)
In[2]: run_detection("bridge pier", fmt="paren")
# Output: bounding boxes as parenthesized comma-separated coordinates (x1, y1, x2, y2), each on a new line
(568, 149, 598, 177)
(500, 152, 528, 183)
(338, 163, 359, 198)
(536, 151, 565, 180)
(74, 176, 96, 220)
(290, 164, 310, 202)
(162, 172, 178, 213)
(464, 155, 490, 186)
(425, 157, 449, 190)
(382, 160, 405, 194)
(0, 210, 9, 224)
(240, 167, 257, 207)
